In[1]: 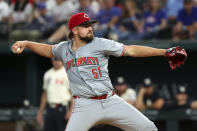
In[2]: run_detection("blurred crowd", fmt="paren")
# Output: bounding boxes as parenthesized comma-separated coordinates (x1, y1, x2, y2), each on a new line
(1, 0, 197, 44)
(114, 76, 197, 111)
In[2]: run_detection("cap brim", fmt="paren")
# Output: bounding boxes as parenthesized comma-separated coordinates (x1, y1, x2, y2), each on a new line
(79, 20, 97, 26)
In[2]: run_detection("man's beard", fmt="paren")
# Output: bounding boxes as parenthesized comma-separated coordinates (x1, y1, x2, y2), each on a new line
(78, 33, 94, 43)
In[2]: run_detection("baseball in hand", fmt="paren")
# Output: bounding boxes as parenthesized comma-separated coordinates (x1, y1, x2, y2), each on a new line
(16, 48, 20, 53)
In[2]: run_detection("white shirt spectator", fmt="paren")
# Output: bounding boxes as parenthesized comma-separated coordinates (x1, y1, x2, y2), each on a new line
(121, 88, 136, 102)
(0, 0, 10, 21)
(43, 67, 71, 106)
(10, 2, 33, 23)
(47, 0, 78, 12)
(90, 0, 100, 15)
(48, 0, 78, 23)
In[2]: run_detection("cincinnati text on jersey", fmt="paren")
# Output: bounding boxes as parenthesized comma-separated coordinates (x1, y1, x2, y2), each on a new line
(65, 56, 99, 71)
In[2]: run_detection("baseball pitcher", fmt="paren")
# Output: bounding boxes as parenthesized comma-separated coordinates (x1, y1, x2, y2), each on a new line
(12, 13, 187, 131)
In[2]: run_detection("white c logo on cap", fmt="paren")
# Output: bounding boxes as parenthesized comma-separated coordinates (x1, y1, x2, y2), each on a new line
(84, 14, 89, 18)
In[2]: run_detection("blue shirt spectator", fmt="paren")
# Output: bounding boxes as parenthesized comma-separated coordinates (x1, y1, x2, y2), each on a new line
(94, 0, 122, 38)
(177, 7, 197, 26)
(164, 0, 183, 19)
(144, 9, 167, 30)
(173, 0, 197, 40)
(121, 14, 141, 32)
(96, 7, 121, 25)
(113, 0, 141, 41)
(140, 0, 167, 40)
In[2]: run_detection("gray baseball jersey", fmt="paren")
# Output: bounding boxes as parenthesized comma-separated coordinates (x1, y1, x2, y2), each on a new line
(52, 37, 157, 131)
(52, 37, 124, 97)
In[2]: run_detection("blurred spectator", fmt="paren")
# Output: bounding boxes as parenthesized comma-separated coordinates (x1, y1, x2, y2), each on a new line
(0, 0, 10, 38)
(114, 0, 141, 41)
(9, 0, 33, 25)
(0, 0, 9, 22)
(114, 76, 136, 105)
(36, 58, 71, 131)
(164, 85, 197, 109)
(46, 0, 98, 43)
(10, 2, 55, 42)
(164, 0, 183, 20)
(173, 0, 197, 40)
(46, 0, 78, 13)
(135, 0, 149, 11)
(9, 0, 34, 42)
(140, 0, 167, 39)
(136, 78, 164, 111)
(90, 0, 100, 15)
(48, 0, 77, 26)
(25, 2, 55, 39)
(193, 0, 197, 7)
(45, 0, 77, 43)
(94, 0, 121, 38)
(75, 0, 97, 19)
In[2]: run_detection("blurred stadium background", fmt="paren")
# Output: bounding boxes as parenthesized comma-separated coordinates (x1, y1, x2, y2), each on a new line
(0, 0, 197, 131)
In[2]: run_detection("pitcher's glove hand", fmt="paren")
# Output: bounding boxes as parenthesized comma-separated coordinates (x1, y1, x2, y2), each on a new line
(165, 46, 187, 70)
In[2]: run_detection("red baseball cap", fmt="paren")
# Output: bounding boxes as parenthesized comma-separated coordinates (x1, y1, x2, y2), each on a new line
(68, 12, 97, 39)
(69, 12, 97, 30)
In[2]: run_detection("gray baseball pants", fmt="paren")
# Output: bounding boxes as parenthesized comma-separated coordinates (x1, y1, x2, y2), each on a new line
(65, 94, 157, 131)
